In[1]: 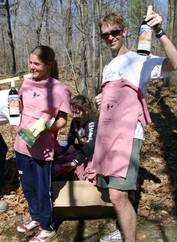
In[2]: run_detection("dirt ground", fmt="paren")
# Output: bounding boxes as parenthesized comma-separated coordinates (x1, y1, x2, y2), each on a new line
(0, 80, 177, 241)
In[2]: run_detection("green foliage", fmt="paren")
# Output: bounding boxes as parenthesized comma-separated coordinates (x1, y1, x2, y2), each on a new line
(131, 0, 143, 27)
(130, 0, 152, 30)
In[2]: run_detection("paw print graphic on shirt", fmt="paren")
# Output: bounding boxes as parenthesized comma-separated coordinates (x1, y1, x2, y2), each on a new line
(107, 103, 114, 110)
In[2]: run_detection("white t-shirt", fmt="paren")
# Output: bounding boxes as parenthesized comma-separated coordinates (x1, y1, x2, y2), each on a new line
(102, 51, 169, 139)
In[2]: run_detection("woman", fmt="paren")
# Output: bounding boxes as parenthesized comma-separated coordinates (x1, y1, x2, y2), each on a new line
(53, 95, 97, 182)
(15, 45, 71, 242)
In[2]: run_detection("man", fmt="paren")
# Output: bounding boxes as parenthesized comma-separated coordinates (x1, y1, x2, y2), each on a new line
(92, 9, 177, 242)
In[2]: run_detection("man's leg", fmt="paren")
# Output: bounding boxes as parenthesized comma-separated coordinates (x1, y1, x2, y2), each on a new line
(109, 188, 136, 242)
(98, 139, 142, 242)
(108, 139, 142, 242)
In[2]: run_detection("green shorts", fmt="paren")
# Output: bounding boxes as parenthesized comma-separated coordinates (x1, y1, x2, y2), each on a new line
(97, 138, 142, 191)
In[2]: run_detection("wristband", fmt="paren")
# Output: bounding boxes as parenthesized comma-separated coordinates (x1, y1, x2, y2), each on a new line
(155, 29, 166, 38)
(70, 159, 79, 166)
(62, 159, 80, 167)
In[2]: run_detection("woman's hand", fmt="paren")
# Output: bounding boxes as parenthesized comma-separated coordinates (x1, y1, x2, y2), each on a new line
(95, 93, 102, 110)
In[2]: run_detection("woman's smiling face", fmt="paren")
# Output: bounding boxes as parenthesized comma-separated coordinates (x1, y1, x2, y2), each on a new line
(29, 54, 50, 81)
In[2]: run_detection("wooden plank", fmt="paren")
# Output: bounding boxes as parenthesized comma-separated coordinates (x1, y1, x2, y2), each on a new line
(23, 73, 32, 79)
(0, 76, 20, 85)
(54, 206, 115, 220)
(53, 181, 115, 219)
(0, 73, 31, 85)
(53, 181, 112, 207)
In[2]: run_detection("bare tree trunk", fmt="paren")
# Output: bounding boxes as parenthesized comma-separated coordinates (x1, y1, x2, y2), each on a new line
(175, 1, 177, 45)
(90, 0, 103, 97)
(97, 0, 103, 94)
(91, 0, 96, 97)
(45, 0, 50, 45)
(168, 0, 176, 42)
(36, 0, 47, 45)
(62, 0, 73, 78)
(167, 0, 177, 86)
(1, 26, 6, 74)
(76, 0, 88, 95)
(5, 0, 16, 75)
(65, 0, 72, 63)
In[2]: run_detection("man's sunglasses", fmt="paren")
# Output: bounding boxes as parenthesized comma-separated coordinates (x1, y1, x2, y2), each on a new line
(101, 29, 123, 40)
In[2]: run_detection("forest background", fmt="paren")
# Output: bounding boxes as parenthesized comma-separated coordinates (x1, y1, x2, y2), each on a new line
(1, 0, 177, 241)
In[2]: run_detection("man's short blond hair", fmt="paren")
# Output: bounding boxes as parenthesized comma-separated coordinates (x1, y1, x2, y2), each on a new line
(99, 12, 125, 30)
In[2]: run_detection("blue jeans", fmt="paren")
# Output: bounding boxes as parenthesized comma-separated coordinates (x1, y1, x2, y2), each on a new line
(16, 152, 55, 231)
(0, 134, 8, 189)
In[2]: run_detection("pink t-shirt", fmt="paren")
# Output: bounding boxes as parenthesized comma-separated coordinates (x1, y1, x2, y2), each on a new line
(14, 77, 71, 161)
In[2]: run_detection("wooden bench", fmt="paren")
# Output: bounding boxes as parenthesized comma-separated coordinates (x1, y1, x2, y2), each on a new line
(53, 180, 115, 220)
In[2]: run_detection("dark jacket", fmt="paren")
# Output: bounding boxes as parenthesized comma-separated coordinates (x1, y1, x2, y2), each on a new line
(65, 117, 98, 164)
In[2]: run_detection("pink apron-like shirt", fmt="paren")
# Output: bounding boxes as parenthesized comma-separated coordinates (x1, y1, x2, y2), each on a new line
(91, 80, 151, 178)
(14, 77, 71, 161)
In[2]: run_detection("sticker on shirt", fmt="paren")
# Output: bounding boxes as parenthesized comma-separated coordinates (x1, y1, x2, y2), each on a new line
(101, 99, 119, 125)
